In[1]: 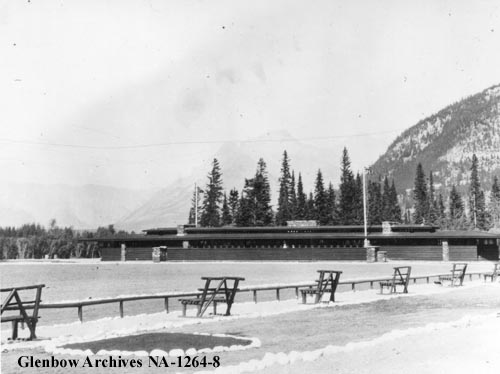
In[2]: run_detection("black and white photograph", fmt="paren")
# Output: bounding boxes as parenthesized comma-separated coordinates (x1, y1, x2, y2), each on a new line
(1, 0, 500, 373)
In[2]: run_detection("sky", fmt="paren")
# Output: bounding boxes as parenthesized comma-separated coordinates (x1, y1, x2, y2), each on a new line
(2, 0, 500, 190)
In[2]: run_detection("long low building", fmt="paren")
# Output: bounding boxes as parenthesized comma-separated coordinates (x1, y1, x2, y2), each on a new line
(82, 222, 500, 262)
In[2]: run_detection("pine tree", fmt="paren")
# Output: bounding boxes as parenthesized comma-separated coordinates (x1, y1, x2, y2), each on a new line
(389, 180, 402, 222)
(489, 176, 500, 228)
(221, 193, 232, 226)
(413, 163, 428, 224)
(236, 178, 255, 226)
(188, 185, 203, 225)
(338, 148, 356, 225)
(437, 193, 446, 228)
(427, 171, 438, 225)
(314, 170, 329, 225)
(306, 192, 316, 220)
(253, 158, 273, 226)
(327, 182, 336, 225)
(469, 154, 487, 229)
(276, 151, 293, 226)
(381, 177, 392, 221)
(200, 158, 224, 227)
(290, 171, 297, 220)
(449, 185, 466, 229)
(296, 173, 307, 220)
(368, 180, 382, 225)
(228, 188, 239, 225)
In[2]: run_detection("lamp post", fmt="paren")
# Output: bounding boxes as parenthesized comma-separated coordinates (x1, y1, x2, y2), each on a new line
(363, 167, 371, 248)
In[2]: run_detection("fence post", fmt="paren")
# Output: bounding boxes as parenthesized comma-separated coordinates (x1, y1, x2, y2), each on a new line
(164, 297, 169, 313)
(253, 290, 257, 303)
(78, 306, 83, 322)
(276, 288, 280, 301)
(119, 301, 124, 318)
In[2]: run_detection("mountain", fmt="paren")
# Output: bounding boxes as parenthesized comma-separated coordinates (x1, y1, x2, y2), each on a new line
(115, 133, 345, 231)
(371, 84, 500, 194)
(0, 183, 154, 230)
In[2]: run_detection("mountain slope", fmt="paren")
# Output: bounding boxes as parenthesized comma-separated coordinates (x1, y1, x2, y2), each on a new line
(115, 135, 344, 231)
(0, 184, 154, 229)
(371, 84, 500, 193)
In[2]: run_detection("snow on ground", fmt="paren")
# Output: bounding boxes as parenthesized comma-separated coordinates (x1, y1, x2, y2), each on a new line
(2, 280, 495, 355)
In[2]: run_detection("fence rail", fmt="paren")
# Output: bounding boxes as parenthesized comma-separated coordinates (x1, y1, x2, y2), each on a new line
(11, 272, 486, 322)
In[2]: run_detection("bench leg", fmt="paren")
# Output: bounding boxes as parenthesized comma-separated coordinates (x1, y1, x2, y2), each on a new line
(28, 320, 37, 340)
(213, 302, 217, 316)
(182, 304, 187, 317)
(301, 292, 306, 304)
(12, 320, 18, 340)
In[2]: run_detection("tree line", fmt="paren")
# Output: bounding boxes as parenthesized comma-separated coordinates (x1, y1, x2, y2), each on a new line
(412, 154, 500, 230)
(0, 221, 131, 260)
(188, 148, 401, 227)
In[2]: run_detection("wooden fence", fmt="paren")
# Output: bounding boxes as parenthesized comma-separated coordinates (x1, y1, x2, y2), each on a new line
(17, 272, 485, 322)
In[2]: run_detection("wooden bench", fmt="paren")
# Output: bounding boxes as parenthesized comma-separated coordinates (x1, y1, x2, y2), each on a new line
(379, 266, 411, 294)
(301, 270, 342, 304)
(179, 276, 244, 317)
(1, 284, 45, 340)
(437, 263, 468, 287)
(483, 263, 500, 282)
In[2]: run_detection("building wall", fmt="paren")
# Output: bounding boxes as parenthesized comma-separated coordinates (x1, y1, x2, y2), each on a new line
(99, 243, 494, 262)
(379, 245, 443, 261)
(166, 247, 366, 261)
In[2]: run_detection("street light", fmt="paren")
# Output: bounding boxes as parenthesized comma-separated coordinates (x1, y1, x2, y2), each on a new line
(362, 167, 371, 248)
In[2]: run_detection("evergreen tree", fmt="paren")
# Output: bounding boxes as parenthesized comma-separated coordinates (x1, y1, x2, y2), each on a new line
(296, 173, 307, 220)
(427, 171, 438, 225)
(200, 158, 224, 227)
(221, 193, 232, 226)
(228, 188, 239, 225)
(381, 177, 392, 221)
(187, 185, 203, 225)
(338, 148, 356, 225)
(326, 182, 336, 225)
(306, 192, 316, 220)
(413, 163, 428, 224)
(468, 154, 487, 229)
(314, 170, 329, 225)
(253, 158, 273, 226)
(488, 176, 500, 228)
(449, 185, 466, 229)
(368, 180, 382, 225)
(290, 171, 297, 220)
(437, 193, 446, 228)
(389, 180, 402, 222)
(276, 151, 293, 226)
(236, 179, 254, 226)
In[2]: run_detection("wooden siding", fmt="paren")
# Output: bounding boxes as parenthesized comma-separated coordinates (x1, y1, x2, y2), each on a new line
(379, 246, 443, 261)
(166, 247, 366, 261)
(449, 246, 478, 261)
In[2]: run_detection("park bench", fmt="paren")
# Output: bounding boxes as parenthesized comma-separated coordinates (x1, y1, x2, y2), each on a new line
(1, 284, 45, 340)
(483, 263, 500, 282)
(437, 263, 468, 287)
(179, 276, 244, 317)
(301, 270, 342, 304)
(379, 266, 411, 294)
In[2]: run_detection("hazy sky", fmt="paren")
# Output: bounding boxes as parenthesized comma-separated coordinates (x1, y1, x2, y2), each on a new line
(2, 0, 500, 190)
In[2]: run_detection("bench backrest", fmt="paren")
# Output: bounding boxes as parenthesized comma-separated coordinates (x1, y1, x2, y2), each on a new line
(392, 266, 411, 285)
(316, 270, 342, 293)
(451, 263, 467, 278)
(1, 285, 45, 320)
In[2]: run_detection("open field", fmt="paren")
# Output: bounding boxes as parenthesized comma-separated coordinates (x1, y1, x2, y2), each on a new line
(2, 277, 500, 373)
(1, 260, 495, 326)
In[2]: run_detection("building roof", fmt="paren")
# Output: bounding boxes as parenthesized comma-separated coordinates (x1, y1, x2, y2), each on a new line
(80, 228, 499, 243)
